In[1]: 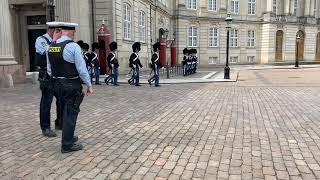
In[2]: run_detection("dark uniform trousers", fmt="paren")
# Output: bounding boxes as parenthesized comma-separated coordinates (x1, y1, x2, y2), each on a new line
(54, 78, 84, 149)
(39, 68, 63, 130)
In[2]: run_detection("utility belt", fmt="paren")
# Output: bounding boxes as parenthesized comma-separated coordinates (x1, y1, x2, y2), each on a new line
(53, 76, 80, 82)
(54, 77, 84, 106)
(38, 67, 51, 81)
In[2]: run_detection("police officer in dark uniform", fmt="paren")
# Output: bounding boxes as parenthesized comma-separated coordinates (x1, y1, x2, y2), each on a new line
(35, 22, 63, 137)
(47, 22, 93, 153)
(148, 42, 161, 87)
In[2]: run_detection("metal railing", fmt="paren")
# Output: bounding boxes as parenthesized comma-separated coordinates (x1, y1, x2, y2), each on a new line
(160, 63, 183, 79)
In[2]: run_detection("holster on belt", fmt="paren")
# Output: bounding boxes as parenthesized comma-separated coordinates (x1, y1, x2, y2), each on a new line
(38, 67, 51, 82)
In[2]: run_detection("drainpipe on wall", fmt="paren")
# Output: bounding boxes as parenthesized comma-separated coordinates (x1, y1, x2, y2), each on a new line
(47, 0, 55, 21)
(91, 0, 95, 42)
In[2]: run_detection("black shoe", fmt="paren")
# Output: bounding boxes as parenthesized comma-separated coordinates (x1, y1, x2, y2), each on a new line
(105, 78, 109, 85)
(155, 85, 161, 87)
(72, 136, 78, 143)
(148, 80, 151, 85)
(55, 124, 62, 130)
(42, 129, 57, 137)
(128, 79, 132, 85)
(114, 84, 119, 86)
(95, 83, 101, 85)
(61, 143, 83, 153)
(135, 84, 141, 86)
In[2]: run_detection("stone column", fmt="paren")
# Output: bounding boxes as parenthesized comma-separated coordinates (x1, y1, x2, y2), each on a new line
(304, 0, 311, 16)
(316, 0, 320, 18)
(297, 0, 305, 17)
(284, 0, 290, 15)
(277, 0, 285, 15)
(0, 0, 16, 65)
(266, 0, 273, 12)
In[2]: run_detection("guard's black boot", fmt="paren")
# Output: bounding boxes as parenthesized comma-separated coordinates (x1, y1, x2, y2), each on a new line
(148, 79, 151, 85)
(42, 129, 57, 137)
(155, 85, 161, 87)
(61, 143, 83, 153)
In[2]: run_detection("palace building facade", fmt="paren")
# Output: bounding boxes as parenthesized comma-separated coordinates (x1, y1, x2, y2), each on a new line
(0, 0, 320, 87)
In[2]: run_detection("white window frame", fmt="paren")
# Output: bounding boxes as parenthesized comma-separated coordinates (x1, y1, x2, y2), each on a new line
(208, 28, 219, 47)
(123, 3, 132, 40)
(187, 0, 197, 10)
(230, 56, 238, 63)
(208, 0, 217, 11)
(247, 56, 255, 63)
(248, 0, 255, 15)
(188, 26, 198, 47)
(230, 0, 239, 14)
(139, 10, 146, 42)
(247, 30, 255, 47)
(230, 29, 238, 47)
(208, 57, 218, 64)
(272, 0, 277, 14)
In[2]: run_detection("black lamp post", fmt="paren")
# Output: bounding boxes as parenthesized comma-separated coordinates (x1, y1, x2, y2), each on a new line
(163, 29, 170, 79)
(224, 15, 233, 79)
(295, 34, 301, 68)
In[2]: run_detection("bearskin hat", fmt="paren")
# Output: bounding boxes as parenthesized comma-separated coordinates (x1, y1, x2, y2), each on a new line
(132, 42, 141, 52)
(183, 48, 189, 55)
(153, 42, 160, 52)
(109, 42, 118, 51)
(82, 43, 89, 51)
(92, 42, 100, 51)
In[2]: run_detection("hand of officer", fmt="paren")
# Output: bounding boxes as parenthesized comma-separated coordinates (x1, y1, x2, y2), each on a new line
(86, 86, 93, 96)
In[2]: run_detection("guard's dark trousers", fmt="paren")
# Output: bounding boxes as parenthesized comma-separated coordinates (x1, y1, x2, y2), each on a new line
(54, 78, 84, 150)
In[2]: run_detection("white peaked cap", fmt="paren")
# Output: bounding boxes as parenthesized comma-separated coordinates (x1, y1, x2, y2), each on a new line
(46, 22, 79, 30)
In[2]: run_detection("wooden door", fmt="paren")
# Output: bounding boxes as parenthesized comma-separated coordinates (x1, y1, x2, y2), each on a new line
(276, 30, 283, 61)
(316, 33, 320, 60)
(296, 31, 305, 61)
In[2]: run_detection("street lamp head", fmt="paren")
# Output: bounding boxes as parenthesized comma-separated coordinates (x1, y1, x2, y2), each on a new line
(225, 14, 233, 28)
(225, 14, 233, 22)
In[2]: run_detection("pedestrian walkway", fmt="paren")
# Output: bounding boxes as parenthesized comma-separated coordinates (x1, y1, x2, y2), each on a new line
(100, 70, 238, 84)
(3, 68, 320, 179)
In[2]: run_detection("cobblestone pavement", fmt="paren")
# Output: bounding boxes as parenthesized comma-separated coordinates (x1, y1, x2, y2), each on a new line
(2, 68, 320, 180)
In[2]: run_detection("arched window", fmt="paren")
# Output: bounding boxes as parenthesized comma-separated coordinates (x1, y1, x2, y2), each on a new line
(293, 0, 298, 15)
(123, 3, 132, 40)
(275, 30, 284, 61)
(208, 0, 217, 11)
(139, 11, 146, 42)
(187, 0, 197, 9)
(208, 27, 219, 47)
(272, 0, 277, 14)
(188, 26, 198, 47)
